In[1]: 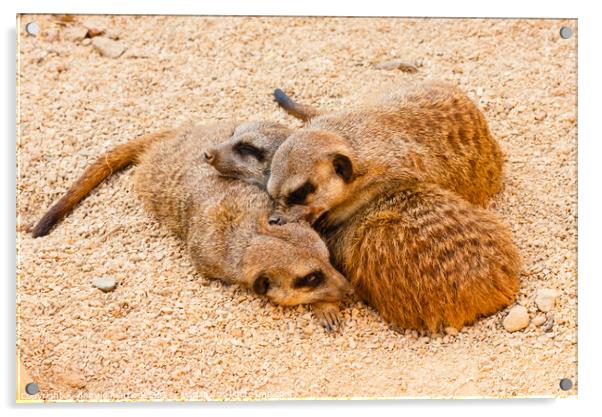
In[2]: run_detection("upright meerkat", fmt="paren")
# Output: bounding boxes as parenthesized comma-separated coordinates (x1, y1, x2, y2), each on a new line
(31, 121, 352, 331)
(267, 82, 504, 227)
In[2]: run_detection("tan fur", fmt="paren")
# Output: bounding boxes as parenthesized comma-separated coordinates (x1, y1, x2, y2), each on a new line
(268, 82, 504, 226)
(33, 121, 352, 330)
(319, 179, 521, 332)
(204, 121, 292, 188)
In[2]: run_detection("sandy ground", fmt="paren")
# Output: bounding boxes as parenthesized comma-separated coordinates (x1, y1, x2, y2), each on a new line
(16, 15, 577, 400)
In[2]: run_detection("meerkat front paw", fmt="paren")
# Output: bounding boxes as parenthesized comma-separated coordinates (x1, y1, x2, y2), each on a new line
(313, 302, 342, 332)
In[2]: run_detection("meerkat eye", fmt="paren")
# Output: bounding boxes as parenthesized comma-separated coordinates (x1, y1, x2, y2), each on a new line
(253, 274, 271, 295)
(233, 142, 265, 161)
(293, 271, 324, 288)
(286, 181, 316, 206)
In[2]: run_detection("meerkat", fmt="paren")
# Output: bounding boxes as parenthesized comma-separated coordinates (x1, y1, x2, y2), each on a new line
(266, 82, 504, 228)
(31, 121, 352, 331)
(205, 98, 520, 332)
(318, 178, 521, 332)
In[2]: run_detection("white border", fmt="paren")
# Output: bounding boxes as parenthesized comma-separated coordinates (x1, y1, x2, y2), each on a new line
(3, 1, 600, 416)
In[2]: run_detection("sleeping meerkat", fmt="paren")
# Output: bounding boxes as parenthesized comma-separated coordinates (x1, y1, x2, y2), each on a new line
(266, 82, 504, 227)
(31, 121, 352, 331)
(203, 120, 291, 188)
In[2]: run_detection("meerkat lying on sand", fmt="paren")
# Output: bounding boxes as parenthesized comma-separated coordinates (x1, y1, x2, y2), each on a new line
(31, 121, 352, 331)
(268, 82, 504, 227)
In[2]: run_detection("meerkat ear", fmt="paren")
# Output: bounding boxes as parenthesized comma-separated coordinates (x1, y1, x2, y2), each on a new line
(332, 153, 353, 183)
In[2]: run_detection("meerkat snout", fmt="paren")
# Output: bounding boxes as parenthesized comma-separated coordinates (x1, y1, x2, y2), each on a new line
(203, 150, 215, 163)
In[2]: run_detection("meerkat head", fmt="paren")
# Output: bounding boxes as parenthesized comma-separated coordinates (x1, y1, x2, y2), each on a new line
(204, 121, 291, 188)
(241, 221, 352, 306)
(267, 129, 358, 225)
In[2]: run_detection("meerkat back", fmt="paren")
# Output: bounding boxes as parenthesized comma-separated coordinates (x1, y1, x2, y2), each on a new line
(324, 181, 521, 332)
(305, 82, 504, 206)
(133, 121, 268, 240)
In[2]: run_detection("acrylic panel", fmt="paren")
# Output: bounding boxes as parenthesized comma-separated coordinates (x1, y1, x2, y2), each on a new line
(16, 15, 577, 401)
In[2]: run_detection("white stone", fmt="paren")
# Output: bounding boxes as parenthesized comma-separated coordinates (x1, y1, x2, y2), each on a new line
(502, 305, 530, 332)
(532, 315, 547, 326)
(444, 326, 459, 336)
(92, 37, 125, 58)
(374, 59, 418, 73)
(535, 288, 559, 312)
(92, 277, 117, 292)
(64, 25, 88, 42)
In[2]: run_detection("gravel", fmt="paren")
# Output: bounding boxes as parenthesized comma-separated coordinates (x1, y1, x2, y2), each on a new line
(16, 15, 577, 400)
(373, 59, 418, 72)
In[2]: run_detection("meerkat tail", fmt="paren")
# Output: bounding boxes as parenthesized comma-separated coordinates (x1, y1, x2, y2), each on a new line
(273, 88, 320, 122)
(31, 129, 176, 238)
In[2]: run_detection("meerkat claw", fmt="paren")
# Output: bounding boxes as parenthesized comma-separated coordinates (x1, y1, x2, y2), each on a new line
(313, 302, 342, 333)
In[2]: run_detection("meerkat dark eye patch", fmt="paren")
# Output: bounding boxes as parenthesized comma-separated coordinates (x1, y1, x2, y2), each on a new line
(332, 153, 353, 183)
(233, 142, 265, 161)
(286, 181, 315, 206)
(293, 271, 324, 288)
(253, 274, 270, 295)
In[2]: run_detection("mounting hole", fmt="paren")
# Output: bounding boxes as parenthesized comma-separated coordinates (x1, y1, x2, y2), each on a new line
(25, 21, 40, 36)
(559, 378, 573, 391)
(25, 382, 39, 395)
(559, 26, 573, 39)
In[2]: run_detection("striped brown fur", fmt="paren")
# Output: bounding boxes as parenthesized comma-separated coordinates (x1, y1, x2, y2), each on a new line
(320, 180, 521, 332)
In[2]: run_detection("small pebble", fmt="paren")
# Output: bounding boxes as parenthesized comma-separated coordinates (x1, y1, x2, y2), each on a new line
(92, 277, 117, 292)
(231, 328, 244, 338)
(535, 288, 559, 312)
(53, 369, 86, 389)
(63, 25, 89, 42)
(502, 305, 530, 332)
(82, 19, 106, 38)
(374, 59, 418, 73)
(92, 37, 125, 58)
(532, 315, 546, 326)
(541, 314, 555, 332)
(444, 326, 459, 336)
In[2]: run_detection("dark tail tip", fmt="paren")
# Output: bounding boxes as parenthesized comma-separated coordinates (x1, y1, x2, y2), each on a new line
(273, 88, 293, 107)
(31, 208, 61, 238)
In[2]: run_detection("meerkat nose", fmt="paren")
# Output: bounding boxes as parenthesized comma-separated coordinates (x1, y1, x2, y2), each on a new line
(204, 151, 215, 163)
(268, 214, 284, 226)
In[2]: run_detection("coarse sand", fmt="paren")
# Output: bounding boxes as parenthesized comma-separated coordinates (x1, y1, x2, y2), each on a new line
(16, 15, 577, 400)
